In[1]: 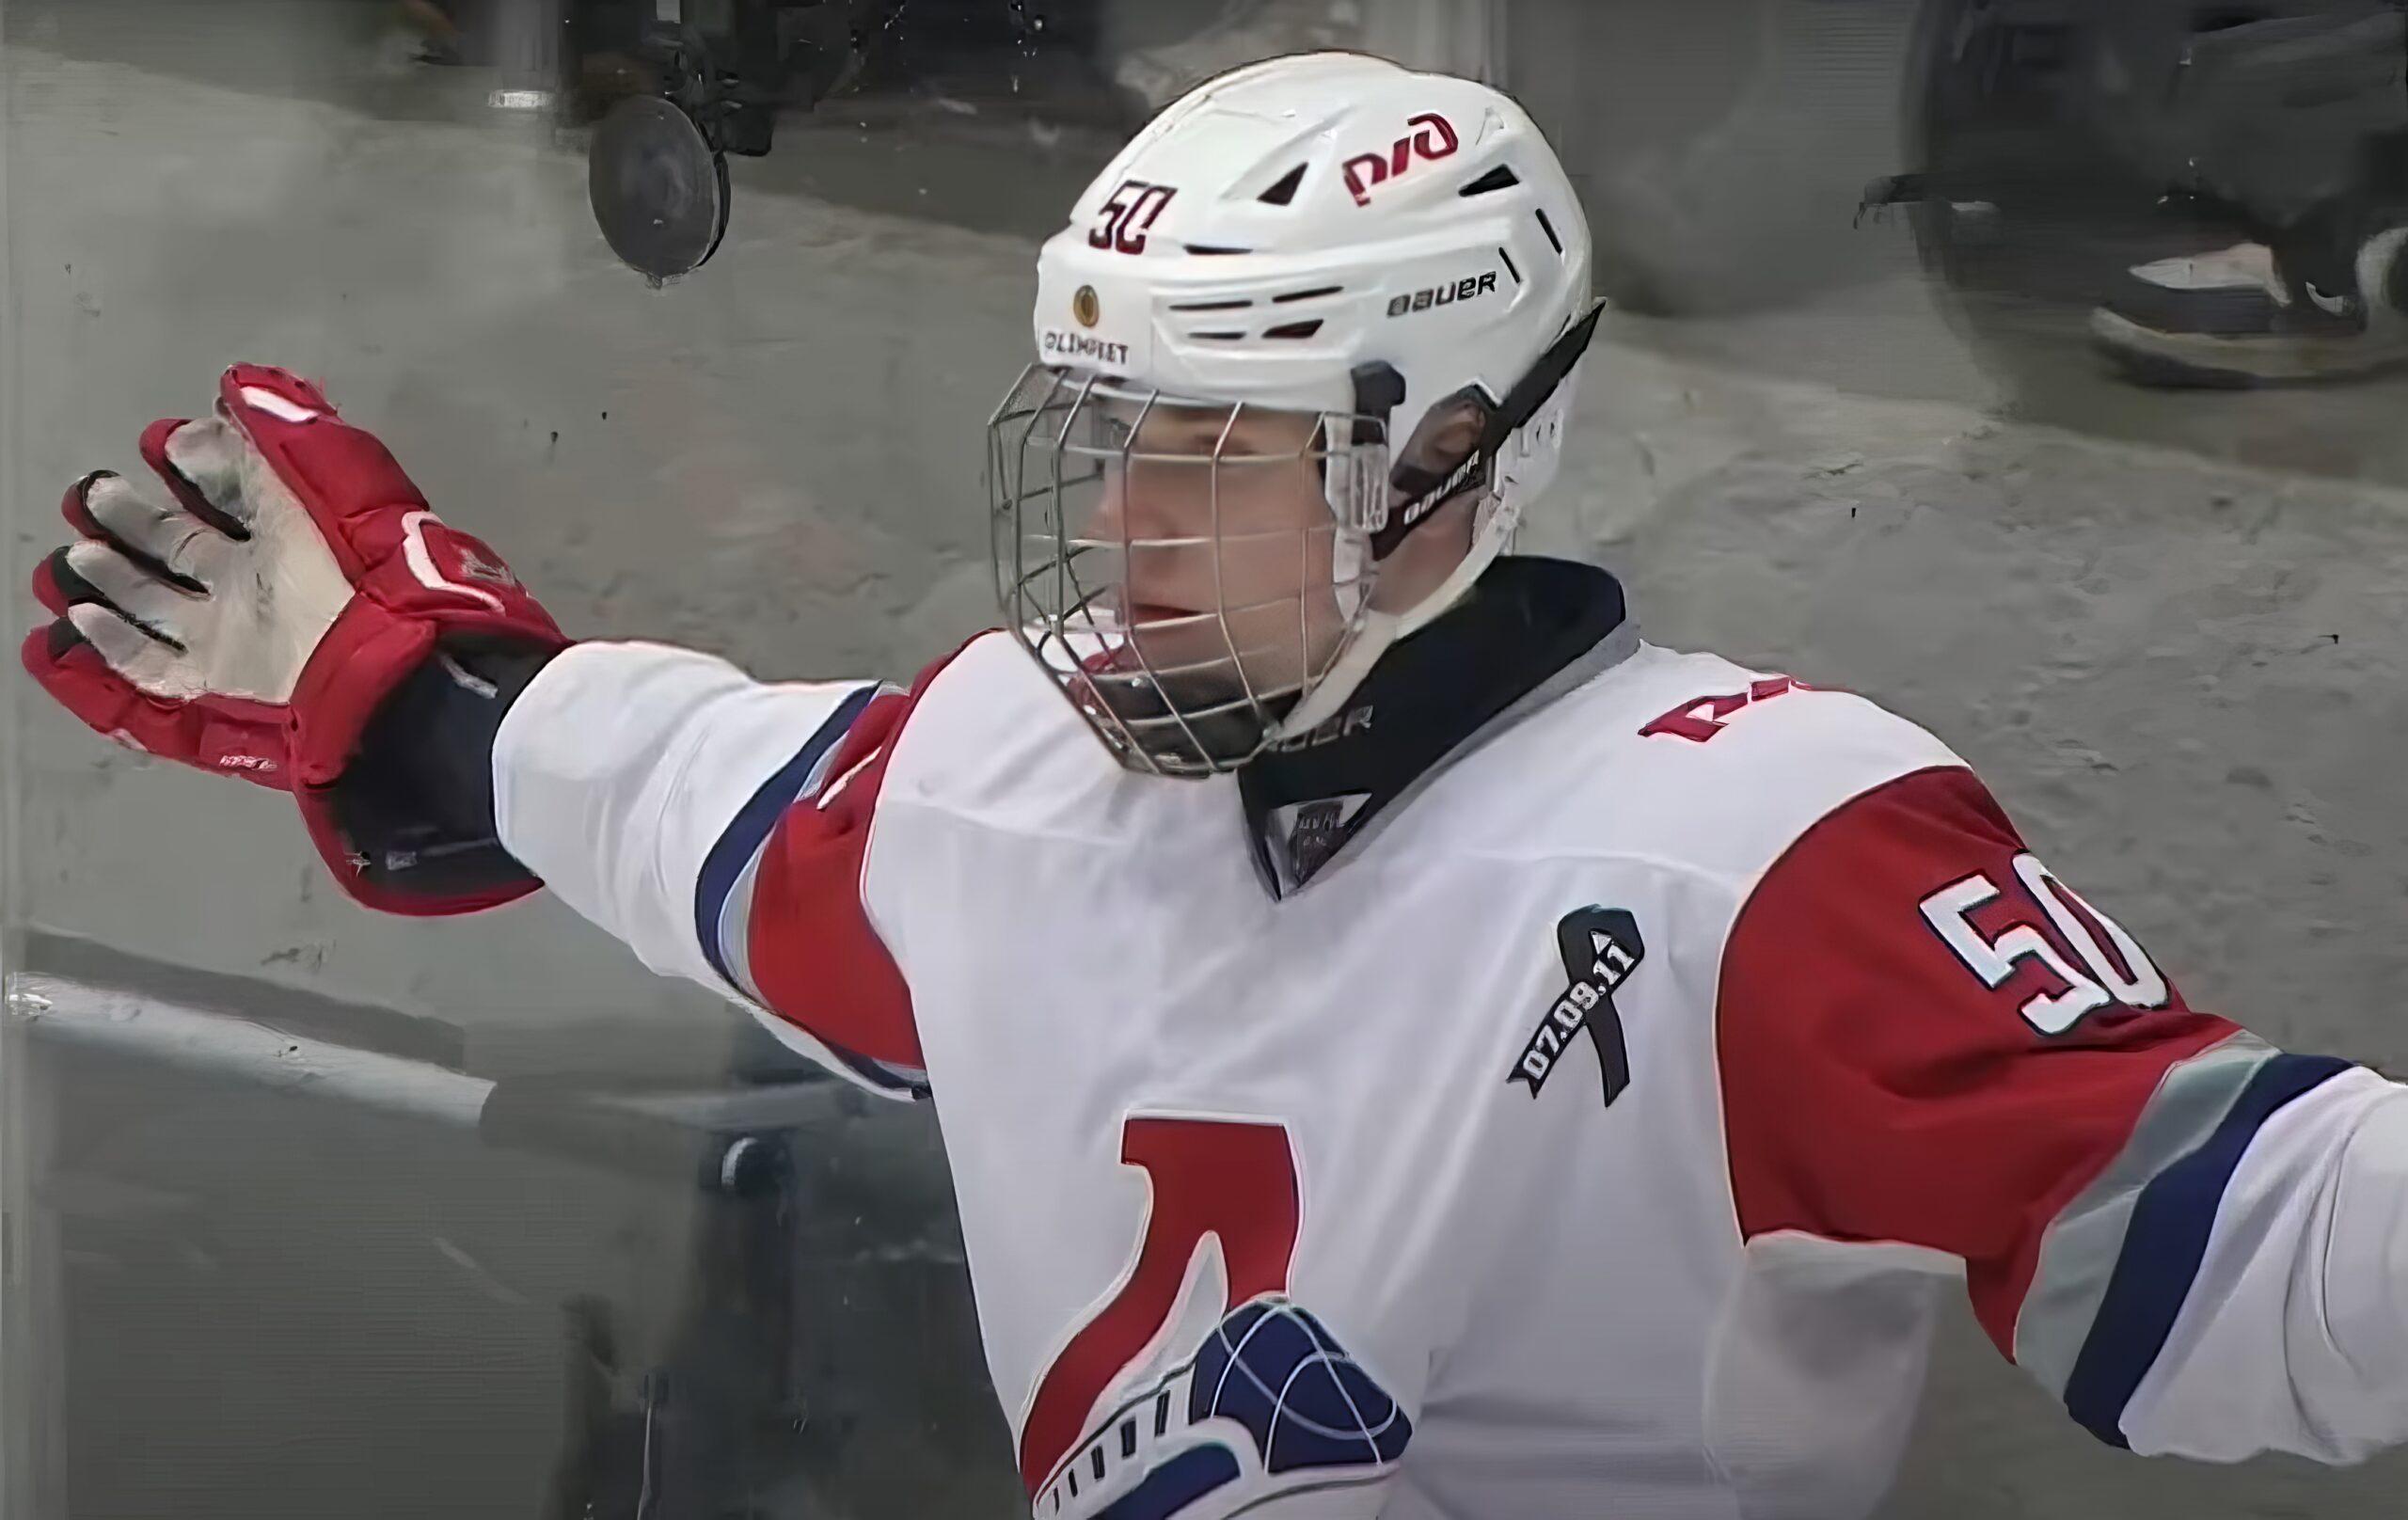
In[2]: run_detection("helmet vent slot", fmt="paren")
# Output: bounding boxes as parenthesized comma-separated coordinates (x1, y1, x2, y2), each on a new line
(1535, 207, 1564, 255)
(1459, 166, 1521, 198)
(1186, 245, 1251, 256)
(1258, 164, 1308, 206)
(1275, 285, 1344, 304)
(1263, 320, 1324, 340)
(1169, 297, 1254, 312)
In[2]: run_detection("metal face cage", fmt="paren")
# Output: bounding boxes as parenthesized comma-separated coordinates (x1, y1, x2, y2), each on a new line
(987, 365, 1391, 778)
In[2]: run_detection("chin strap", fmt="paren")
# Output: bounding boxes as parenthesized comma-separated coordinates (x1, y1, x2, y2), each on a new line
(1365, 299, 1606, 562)
(1279, 302, 1605, 744)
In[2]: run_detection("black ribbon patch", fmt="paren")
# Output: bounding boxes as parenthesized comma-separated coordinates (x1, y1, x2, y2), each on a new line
(1508, 907, 1644, 1105)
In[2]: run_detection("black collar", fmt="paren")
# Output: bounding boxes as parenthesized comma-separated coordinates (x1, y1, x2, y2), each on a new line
(1239, 556, 1639, 897)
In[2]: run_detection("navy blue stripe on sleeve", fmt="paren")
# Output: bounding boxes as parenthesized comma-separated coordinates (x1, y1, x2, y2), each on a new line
(2062, 1053, 2353, 1447)
(691, 684, 879, 995)
(828, 1047, 929, 1099)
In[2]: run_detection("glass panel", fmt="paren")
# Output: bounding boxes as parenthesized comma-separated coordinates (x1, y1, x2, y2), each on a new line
(6, 3, 2406, 1518)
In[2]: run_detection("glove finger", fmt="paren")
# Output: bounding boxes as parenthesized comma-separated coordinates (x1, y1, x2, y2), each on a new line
(60, 469, 109, 539)
(142, 416, 253, 540)
(32, 546, 82, 618)
(66, 600, 192, 699)
(30, 612, 88, 665)
(61, 470, 213, 593)
(64, 540, 197, 651)
(21, 615, 165, 759)
(20, 617, 123, 733)
(32, 543, 148, 621)
(23, 616, 291, 787)
(82, 468, 234, 590)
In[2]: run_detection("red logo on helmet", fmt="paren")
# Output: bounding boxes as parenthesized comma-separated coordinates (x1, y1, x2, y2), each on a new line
(1342, 113, 1461, 207)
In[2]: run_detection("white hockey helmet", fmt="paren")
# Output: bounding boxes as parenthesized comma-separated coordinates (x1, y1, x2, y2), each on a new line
(988, 51, 1599, 777)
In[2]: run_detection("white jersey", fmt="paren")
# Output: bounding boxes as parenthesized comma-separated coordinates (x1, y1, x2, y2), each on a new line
(492, 558, 2408, 1519)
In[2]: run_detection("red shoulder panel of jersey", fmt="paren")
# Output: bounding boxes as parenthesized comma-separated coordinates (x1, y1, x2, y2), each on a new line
(743, 640, 980, 1076)
(1717, 765, 2240, 1354)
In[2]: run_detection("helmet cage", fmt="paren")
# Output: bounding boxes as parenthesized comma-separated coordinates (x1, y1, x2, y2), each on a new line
(988, 363, 1392, 778)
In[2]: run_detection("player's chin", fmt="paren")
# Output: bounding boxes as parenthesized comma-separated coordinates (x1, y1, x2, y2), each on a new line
(1132, 624, 1307, 704)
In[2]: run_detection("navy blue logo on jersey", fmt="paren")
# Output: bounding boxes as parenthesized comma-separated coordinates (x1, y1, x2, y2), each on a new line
(1037, 1296, 1410, 1519)
(1509, 907, 1644, 1105)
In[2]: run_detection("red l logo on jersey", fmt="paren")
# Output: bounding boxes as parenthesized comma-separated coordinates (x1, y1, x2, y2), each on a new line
(1018, 1117, 1301, 1496)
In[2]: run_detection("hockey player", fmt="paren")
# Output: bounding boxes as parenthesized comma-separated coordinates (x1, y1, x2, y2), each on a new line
(24, 51, 2408, 1520)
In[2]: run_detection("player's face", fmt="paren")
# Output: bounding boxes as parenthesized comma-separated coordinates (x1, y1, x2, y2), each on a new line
(1082, 401, 1352, 707)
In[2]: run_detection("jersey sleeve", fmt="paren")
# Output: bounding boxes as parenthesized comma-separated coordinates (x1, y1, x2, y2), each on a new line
(1716, 763, 2406, 1459)
(492, 639, 934, 1099)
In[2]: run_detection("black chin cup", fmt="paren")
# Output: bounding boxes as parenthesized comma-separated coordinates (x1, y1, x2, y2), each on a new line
(1076, 665, 1285, 775)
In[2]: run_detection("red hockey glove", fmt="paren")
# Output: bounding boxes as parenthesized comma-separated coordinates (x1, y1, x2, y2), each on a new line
(23, 364, 567, 913)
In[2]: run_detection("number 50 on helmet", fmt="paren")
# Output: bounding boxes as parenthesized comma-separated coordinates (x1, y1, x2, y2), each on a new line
(987, 52, 1602, 778)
